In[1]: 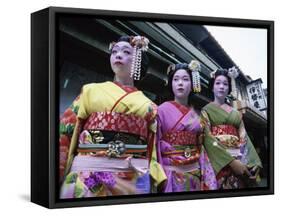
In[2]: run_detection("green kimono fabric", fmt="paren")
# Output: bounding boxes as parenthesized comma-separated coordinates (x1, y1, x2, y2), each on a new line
(201, 103, 262, 175)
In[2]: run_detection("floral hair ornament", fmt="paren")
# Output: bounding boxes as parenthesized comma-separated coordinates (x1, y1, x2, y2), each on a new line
(227, 66, 239, 79)
(209, 67, 239, 79)
(188, 60, 201, 93)
(164, 64, 176, 86)
(228, 66, 239, 98)
(166, 64, 176, 75)
(210, 70, 217, 78)
(108, 42, 116, 52)
(130, 36, 150, 80)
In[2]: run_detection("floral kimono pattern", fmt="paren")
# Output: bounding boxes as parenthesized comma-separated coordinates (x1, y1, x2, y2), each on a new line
(59, 81, 166, 198)
(157, 101, 217, 192)
(59, 95, 80, 183)
(201, 103, 262, 189)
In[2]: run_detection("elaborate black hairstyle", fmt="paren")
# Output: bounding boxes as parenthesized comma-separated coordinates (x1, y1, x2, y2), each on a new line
(208, 69, 232, 95)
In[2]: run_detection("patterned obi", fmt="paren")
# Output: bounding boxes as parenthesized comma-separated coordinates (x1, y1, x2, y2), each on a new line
(162, 131, 200, 166)
(211, 124, 240, 148)
(84, 111, 148, 140)
(211, 124, 238, 137)
(78, 112, 148, 158)
(162, 131, 197, 146)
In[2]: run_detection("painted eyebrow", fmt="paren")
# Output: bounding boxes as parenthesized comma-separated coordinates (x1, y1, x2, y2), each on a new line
(112, 45, 132, 50)
(173, 75, 190, 78)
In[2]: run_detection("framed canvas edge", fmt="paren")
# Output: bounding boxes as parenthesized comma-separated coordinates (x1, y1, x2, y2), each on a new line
(33, 6, 274, 209)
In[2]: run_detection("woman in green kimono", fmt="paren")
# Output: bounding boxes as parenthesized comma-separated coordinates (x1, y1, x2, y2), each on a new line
(201, 68, 262, 189)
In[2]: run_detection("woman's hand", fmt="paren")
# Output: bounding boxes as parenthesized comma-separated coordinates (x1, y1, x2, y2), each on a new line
(229, 159, 251, 176)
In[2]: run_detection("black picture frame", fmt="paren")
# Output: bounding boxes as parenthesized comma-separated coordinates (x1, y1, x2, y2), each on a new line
(31, 6, 274, 209)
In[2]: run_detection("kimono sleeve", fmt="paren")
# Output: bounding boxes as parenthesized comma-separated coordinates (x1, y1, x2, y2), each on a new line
(64, 86, 91, 176)
(77, 85, 90, 120)
(146, 103, 167, 188)
(59, 94, 81, 183)
(200, 110, 234, 174)
(238, 115, 262, 168)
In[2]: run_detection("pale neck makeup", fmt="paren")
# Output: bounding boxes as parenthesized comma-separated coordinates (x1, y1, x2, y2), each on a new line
(172, 69, 192, 106)
(110, 41, 134, 86)
(212, 75, 229, 106)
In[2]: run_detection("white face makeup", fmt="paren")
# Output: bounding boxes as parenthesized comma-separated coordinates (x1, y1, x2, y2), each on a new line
(110, 41, 134, 80)
(172, 69, 192, 100)
(213, 75, 230, 101)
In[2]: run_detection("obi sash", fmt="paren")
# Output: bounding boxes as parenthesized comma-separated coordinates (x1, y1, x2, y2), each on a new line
(211, 124, 241, 157)
(83, 112, 148, 140)
(162, 131, 200, 166)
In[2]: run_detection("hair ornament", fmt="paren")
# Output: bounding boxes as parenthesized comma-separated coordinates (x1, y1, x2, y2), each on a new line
(108, 42, 116, 52)
(188, 60, 201, 93)
(210, 70, 217, 78)
(167, 64, 176, 75)
(131, 36, 150, 52)
(227, 66, 239, 79)
(130, 36, 149, 80)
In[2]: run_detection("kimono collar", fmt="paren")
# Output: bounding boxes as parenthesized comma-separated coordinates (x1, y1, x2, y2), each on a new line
(169, 101, 191, 115)
(210, 102, 233, 114)
(113, 81, 138, 93)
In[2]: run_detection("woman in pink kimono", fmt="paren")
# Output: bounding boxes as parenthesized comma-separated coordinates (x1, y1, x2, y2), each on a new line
(156, 62, 217, 192)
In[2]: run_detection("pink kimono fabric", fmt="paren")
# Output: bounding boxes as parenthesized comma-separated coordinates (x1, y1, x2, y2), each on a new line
(157, 101, 217, 192)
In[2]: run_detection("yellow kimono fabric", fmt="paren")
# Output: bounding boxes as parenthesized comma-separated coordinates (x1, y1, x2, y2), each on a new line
(64, 81, 166, 189)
